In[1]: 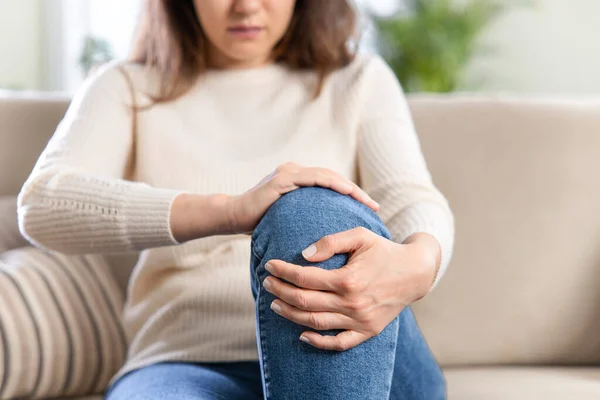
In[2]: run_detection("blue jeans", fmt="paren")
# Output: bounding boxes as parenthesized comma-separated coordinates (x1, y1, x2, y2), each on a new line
(106, 187, 445, 400)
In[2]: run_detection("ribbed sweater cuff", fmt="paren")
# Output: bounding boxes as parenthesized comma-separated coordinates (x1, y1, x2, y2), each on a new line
(18, 172, 186, 254)
(122, 185, 184, 250)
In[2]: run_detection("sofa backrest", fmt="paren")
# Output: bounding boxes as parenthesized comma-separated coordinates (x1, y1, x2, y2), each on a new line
(0, 91, 70, 196)
(410, 96, 600, 367)
(2, 91, 600, 367)
(0, 91, 137, 291)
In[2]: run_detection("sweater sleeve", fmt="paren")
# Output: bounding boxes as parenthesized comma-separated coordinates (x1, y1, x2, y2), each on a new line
(17, 62, 184, 254)
(356, 56, 455, 290)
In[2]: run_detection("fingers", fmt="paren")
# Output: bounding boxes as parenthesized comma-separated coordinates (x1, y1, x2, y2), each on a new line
(270, 299, 356, 331)
(302, 227, 373, 263)
(305, 167, 379, 211)
(299, 329, 369, 351)
(263, 274, 345, 312)
(264, 260, 343, 291)
(276, 165, 378, 211)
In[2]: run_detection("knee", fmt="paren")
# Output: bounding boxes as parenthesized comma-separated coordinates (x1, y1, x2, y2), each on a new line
(265, 186, 353, 218)
(250, 187, 390, 265)
(255, 187, 384, 237)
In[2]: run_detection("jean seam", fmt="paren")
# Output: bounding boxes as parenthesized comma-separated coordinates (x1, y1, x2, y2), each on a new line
(251, 243, 263, 261)
(385, 318, 399, 398)
(194, 388, 232, 400)
(252, 252, 271, 400)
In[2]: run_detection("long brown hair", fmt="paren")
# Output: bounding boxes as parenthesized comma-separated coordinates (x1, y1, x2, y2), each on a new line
(129, 0, 358, 103)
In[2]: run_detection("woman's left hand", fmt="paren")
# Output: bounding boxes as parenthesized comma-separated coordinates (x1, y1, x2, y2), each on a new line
(262, 228, 441, 351)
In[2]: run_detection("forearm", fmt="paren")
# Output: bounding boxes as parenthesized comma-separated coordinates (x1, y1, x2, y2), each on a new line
(169, 192, 233, 242)
(18, 169, 183, 254)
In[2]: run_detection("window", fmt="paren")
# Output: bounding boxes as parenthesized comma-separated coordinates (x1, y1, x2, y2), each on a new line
(42, 0, 142, 92)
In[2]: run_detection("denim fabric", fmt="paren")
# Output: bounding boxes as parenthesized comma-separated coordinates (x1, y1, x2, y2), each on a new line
(251, 187, 445, 400)
(104, 361, 263, 400)
(105, 187, 445, 400)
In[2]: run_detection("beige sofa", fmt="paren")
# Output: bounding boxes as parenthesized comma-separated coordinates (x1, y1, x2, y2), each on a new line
(2, 91, 600, 399)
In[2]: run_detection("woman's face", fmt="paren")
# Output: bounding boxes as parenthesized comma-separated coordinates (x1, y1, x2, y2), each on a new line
(194, 0, 296, 69)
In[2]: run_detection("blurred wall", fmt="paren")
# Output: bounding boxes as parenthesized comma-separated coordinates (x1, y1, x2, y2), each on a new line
(42, 0, 141, 92)
(466, 0, 600, 94)
(1, 0, 599, 94)
(88, 0, 142, 60)
(0, 0, 141, 92)
(0, 0, 42, 90)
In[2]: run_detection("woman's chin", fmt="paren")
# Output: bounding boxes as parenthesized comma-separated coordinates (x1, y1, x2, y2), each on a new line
(220, 51, 273, 69)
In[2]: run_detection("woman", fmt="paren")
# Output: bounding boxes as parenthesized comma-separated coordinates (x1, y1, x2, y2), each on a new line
(17, 0, 454, 399)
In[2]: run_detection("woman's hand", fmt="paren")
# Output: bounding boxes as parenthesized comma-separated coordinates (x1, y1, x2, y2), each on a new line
(261, 228, 441, 351)
(225, 162, 379, 235)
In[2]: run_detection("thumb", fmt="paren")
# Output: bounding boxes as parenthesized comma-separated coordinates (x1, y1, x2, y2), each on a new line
(302, 227, 371, 262)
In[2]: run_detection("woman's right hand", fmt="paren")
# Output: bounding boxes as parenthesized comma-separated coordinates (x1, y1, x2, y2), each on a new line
(225, 162, 379, 235)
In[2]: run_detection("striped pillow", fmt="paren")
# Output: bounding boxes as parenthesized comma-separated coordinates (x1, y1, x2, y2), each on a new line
(0, 248, 126, 399)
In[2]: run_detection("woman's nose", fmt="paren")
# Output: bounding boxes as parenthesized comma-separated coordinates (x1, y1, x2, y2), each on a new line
(232, 0, 262, 16)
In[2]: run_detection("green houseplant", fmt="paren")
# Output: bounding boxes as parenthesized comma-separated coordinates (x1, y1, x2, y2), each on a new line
(372, 0, 516, 93)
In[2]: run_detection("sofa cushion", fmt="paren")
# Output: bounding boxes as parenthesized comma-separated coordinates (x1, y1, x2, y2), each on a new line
(0, 248, 126, 399)
(446, 367, 600, 399)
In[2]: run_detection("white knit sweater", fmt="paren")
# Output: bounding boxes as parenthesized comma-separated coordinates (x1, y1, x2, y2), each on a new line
(17, 53, 455, 383)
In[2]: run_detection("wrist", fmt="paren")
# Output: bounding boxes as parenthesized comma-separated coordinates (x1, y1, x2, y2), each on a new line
(170, 193, 233, 242)
(402, 232, 442, 295)
(209, 193, 235, 235)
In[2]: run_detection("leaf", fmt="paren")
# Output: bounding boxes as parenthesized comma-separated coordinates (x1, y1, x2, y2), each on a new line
(371, 0, 518, 93)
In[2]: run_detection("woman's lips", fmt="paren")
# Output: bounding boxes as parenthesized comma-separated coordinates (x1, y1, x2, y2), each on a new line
(227, 26, 264, 40)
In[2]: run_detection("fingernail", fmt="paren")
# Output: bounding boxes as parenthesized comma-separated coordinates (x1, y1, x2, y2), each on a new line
(341, 183, 353, 192)
(299, 335, 311, 344)
(263, 278, 272, 291)
(265, 262, 273, 272)
(271, 301, 281, 314)
(302, 244, 317, 258)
